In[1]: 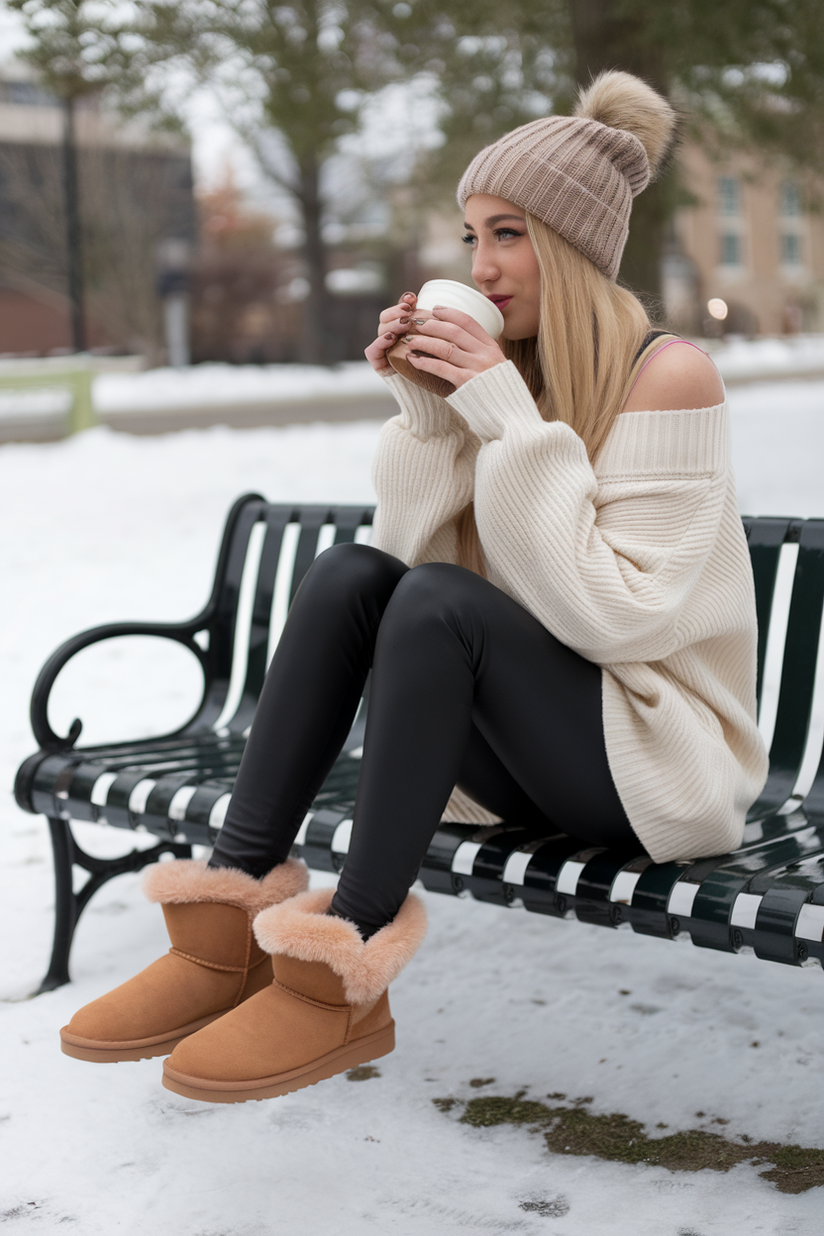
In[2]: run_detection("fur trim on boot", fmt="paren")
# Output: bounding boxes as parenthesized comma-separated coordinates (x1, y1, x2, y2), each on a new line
(161, 889, 427, 1103)
(60, 857, 308, 1063)
(253, 887, 428, 1005)
(143, 857, 308, 913)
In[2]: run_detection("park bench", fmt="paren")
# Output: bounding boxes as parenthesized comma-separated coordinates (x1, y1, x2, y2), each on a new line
(14, 494, 824, 993)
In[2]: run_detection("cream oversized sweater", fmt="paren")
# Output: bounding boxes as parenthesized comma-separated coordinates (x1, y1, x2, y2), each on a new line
(372, 360, 769, 864)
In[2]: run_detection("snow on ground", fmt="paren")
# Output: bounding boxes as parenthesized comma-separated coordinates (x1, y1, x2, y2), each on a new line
(86, 334, 824, 414)
(709, 333, 824, 382)
(4, 334, 824, 426)
(2, 380, 824, 1234)
(93, 360, 388, 414)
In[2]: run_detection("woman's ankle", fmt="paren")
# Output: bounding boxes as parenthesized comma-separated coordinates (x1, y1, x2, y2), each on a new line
(207, 853, 281, 880)
(326, 902, 386, 942)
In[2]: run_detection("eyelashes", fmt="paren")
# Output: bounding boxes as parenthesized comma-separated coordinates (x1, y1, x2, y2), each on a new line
(461, 229, 523, 246)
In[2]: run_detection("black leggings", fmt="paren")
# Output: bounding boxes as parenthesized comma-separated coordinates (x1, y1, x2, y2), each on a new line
(209, 543, 636, 935)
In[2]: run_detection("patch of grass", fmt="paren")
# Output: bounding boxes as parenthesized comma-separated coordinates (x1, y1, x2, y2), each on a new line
(433, 1094, 824, 1194)
(459, 1095, 556, 1128)
(346, 1065, 380, 1082)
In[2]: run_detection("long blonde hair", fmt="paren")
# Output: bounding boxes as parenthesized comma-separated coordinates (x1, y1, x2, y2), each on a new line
(456, 216, 668, 576)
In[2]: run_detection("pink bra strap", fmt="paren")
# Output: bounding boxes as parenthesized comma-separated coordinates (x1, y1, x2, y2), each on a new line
(628, 339, 708, 395)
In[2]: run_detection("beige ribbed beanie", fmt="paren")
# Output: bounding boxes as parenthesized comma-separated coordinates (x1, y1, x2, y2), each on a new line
(457, 71, 676, 281)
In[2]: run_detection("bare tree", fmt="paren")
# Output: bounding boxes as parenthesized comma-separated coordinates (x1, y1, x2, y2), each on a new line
(0, 139, 68, 295)
(133, 0, 468, 362)
(81, 143, 192, 359)
(0, 133, 192, 359)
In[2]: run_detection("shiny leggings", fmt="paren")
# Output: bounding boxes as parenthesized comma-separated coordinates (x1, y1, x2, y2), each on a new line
(209, 543, 635, 936)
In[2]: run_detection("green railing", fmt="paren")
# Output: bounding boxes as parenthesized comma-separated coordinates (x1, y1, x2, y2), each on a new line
(0, 355, 141, 437)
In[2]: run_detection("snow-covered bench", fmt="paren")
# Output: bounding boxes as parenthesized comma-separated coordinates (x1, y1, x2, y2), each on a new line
(14, 494, 824, 993)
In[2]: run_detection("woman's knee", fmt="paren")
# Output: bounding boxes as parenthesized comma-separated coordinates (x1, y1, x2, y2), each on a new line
(383, 562, 486, 628)
(297, 541, 407, 606)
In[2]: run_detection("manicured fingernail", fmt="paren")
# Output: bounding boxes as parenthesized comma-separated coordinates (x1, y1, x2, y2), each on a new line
(411, 317, 426, 325)
(384, 332, 394, 339)
(399, 316, 409, 324)
(402, 335, 414, 343)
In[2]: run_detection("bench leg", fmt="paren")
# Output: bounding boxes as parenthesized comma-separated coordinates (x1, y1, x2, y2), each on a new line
(39, 818, 77, 993)
(38, 816, 192, 994)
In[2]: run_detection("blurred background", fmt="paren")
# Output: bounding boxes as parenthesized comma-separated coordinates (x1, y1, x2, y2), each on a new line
(0, 0, 822, 429)
(3, 9, 824, 1230)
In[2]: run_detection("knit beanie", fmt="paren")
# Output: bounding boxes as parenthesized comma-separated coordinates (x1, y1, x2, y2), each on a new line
(456, 71, 676, 281)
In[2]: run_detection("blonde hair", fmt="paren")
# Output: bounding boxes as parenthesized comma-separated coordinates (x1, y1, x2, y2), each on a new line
(456, 216, 671, 576)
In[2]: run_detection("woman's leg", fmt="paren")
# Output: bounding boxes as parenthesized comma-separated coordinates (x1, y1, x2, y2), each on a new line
(209, 542, 408, 877)
(330, 562, 635, 935)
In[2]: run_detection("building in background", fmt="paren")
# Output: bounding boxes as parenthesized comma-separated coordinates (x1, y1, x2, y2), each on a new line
(666, 144, 824, 337)
(0, 64, 195, 361)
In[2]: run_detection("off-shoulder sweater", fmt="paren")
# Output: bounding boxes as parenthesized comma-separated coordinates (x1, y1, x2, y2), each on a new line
(372, 360, 769, 864)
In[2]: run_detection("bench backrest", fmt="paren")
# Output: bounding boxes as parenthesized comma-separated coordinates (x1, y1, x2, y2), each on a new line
(193, 495, 824, 824)
(190, 495, 374, 735)
(744, 517, 824, 822)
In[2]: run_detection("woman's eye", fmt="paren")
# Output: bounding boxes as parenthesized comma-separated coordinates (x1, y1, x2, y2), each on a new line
(462, 228, 522, 246)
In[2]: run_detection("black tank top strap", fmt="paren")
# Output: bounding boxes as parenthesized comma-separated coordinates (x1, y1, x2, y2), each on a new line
(631, 329, 674, 368)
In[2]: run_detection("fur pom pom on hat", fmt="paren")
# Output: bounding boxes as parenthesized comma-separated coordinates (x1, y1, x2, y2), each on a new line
(456, 70, 676, 281)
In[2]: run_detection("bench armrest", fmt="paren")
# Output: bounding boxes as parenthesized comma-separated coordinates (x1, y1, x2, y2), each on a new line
(30, 619, 207, 751)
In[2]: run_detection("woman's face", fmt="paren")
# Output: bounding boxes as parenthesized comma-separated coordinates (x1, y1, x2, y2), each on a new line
(462, 193, 541, 340)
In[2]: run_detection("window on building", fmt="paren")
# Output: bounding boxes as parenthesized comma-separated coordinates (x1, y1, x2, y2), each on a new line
(720, 232, 742, 266)
(717, 176, 741, 216)
(780, 181, 802, 217)
(781, 232, 802, 265)
(0, 80, 57, 107)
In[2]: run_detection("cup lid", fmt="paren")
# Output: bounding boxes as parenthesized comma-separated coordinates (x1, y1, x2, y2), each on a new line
(416, 280, 505, 339)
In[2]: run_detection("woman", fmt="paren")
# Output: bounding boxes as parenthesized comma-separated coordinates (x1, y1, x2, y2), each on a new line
(61, 71, 768, 1103)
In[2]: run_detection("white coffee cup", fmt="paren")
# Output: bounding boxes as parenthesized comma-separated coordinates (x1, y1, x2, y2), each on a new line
(415, 280, 505, 338)
(387, 280, 505, 396)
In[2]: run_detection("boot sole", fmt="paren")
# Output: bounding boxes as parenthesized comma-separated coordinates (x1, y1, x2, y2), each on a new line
(59, 1011, 229, 1063)
(161, 1019, 396, 1103)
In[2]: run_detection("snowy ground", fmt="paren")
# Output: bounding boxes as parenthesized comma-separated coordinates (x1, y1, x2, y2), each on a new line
(94, 360, 389, 414)
(3, 335, 824, 430)
(88, 334, 824, 414)
(2, 379, 824, 1234)
(707, 333, 824, 382)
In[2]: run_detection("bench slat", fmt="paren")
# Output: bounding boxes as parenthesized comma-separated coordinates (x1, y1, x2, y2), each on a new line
(194, 496, 267, 732)
(229, 506, 293, 733)
(756, 520, 824, 814)
(744, 516, 793, 704)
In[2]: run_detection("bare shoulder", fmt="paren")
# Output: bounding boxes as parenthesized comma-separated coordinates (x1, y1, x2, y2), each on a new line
(621, 342, 725, 414)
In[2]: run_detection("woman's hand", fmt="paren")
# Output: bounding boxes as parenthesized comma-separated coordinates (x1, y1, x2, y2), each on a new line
(404, 306, 507, 389)
(364, 292, 418, 373)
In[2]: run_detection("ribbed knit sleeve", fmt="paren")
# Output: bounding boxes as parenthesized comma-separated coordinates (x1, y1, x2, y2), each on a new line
(371, 372, 478, 566)
(447, 361, 729, 665)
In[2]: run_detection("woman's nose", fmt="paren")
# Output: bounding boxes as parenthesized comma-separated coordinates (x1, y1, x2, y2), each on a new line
(471, 242, 500, 286)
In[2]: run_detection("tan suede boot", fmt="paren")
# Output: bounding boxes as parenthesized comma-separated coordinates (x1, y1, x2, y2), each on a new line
(60, 858, 308, 1063)
(161, 887, 427, 1103)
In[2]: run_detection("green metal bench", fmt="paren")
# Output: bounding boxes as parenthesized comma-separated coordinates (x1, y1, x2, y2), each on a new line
(13, 495, 824, 993)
